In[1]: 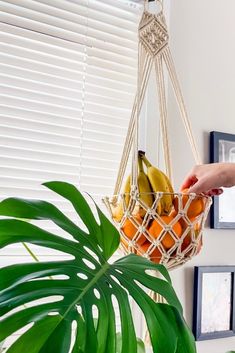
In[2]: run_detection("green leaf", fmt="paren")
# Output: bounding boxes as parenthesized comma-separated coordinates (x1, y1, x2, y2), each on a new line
(136, 338, 146, 353)
(0, 181, 196, 353)
(0, 340, 5, 353)
(116, 334, 145, 353)
(44, 182, 120, 259)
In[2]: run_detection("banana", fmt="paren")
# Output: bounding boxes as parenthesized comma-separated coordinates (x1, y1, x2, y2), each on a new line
(136, 155, 156, 215)
(141, 154, 173, 215)
(113, 175, 130, 222)
(114, 156, 160, 220)
(123, 174, 131, 209)
(112, 202, 123, 222)
(160, 171, 174, 195)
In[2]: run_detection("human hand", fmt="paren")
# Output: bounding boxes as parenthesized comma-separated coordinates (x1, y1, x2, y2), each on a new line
(180, 163, 235, 196)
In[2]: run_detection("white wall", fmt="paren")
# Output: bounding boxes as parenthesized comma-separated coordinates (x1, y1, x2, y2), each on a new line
(164, 1, 235, 353)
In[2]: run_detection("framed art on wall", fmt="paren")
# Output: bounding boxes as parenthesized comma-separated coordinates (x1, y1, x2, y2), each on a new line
(210, 131, 235, 228)
(193, 266, 235, 341)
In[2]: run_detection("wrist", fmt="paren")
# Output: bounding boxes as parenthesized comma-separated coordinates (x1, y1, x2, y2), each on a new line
(223, 163, 235, 187)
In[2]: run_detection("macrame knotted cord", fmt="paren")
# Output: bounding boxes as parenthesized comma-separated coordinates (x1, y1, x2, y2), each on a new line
(114, 8, 201, 198)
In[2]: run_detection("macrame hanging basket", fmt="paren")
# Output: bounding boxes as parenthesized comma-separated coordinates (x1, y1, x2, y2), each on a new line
(103, 0, 212, 271)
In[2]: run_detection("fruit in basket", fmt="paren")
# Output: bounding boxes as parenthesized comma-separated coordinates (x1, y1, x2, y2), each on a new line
(181, 234, 202, 253)
(123, 174, 131, 208)
(136, 241, 162, 263)
(148, 215, 182, 249)
(121, 214, 146, 245)
(114, 156, 159, 221)
(112, 175, 131, 222)
(173, 188, 204, 220)
(181, 221, 202, 254)
(137, 155, 155, 213)
(182, 234, 202, 254)
(140, 153, 174, 215)
(112, 202, 124, 222)
(169, 209, 178, 218)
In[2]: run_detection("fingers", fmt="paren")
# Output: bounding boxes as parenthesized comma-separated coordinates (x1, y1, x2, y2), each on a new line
(204, 188, 223, 196)
(180, 164, 226, 195)
(189, 181, 223, 195)
(188, 177, 210, 194)
(180, 174, 198, 191)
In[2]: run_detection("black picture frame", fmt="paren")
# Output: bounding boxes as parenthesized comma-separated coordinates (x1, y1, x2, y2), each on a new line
(210, 131, 235, 228)
(193, 266, 235, 341)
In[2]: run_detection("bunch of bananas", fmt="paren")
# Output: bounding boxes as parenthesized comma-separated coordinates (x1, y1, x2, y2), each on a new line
(140, 152, 174, 215)
(113, 152, 174, 221)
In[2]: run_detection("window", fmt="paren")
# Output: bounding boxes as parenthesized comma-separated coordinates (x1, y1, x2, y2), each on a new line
(0, 0, 141, 347)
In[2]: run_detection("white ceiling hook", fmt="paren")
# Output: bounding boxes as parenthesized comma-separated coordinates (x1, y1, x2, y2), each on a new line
(145, 0, 163, 14)
(154, 0, 163, 13)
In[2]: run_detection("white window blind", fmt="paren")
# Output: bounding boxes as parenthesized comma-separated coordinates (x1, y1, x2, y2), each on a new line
(0, 0, 142, 347)
(0, 0, 140, 200)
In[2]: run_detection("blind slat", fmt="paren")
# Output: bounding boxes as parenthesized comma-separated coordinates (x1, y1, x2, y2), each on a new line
(0, 10, 138, 60)
(0, 45, 136, 86)
(0, 82, 132, 110)
(0, 136, 122, 158)
(0, 69, 134, 101)
(0, 25, 137, 69)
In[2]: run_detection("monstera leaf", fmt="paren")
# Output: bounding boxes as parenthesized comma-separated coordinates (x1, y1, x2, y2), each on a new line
(0, 182, 196, 353)
(116, 334, 145, 353)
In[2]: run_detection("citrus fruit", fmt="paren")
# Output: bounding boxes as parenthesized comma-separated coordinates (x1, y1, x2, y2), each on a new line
(137, 241, 162, 263)
(148, 215, 182, 249)
(121, 214, 146, 245)
(173, 188, 204, 220)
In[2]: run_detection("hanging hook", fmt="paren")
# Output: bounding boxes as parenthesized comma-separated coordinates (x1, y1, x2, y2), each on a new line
(155, 0, 164, 12)
(145, 0, 163, 13)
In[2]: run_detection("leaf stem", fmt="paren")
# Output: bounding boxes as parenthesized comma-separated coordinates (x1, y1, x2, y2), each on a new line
(63, 262, 110, 318)
(22, 242, 53, 280)
(22, 242, 39, 262)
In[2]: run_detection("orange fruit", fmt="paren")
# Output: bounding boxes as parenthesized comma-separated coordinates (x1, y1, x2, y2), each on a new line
(182, 222, 202, 254)
(169, 210, 178, 218)
(194, 222, 201, 233)
(181, 233, 192, 251)
(121, 214, 146, 246)
(137, 241, 162, 263)
(148, 215, 182, 250)
(182, 234, 202, 254)
(173, 188, 204, 220)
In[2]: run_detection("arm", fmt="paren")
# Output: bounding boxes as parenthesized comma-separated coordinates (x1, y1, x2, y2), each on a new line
(181, 163, 235, 195)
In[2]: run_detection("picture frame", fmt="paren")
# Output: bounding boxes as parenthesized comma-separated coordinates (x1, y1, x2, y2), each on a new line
(193, 266, 235, 341)
(210, 131, 235, 228)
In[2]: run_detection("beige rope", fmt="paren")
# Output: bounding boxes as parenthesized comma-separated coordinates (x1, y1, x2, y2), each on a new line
(131, 42, 142, 191)
(114, 50, 153, 195)
(163, 47, 201, 164)
(155, 53, 173, 181)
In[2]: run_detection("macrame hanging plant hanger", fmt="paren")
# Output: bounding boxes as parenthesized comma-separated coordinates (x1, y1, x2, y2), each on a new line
(104, 0, 212, 271)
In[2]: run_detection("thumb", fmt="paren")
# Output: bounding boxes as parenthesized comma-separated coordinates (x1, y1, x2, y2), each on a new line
(180, 175, 197, 191)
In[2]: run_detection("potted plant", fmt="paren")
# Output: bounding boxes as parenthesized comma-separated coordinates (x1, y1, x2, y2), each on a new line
(0, 181, 196, 353)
